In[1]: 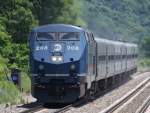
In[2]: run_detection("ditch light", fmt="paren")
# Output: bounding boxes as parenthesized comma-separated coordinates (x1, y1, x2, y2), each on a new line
(51, 56, 63, 62)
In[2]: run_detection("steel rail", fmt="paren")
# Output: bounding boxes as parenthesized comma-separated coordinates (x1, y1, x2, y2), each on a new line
(22, 73, 150, 113)
(21, 105, 44, 113)
(21, 98, 85, 113)
(99, 77, 150, 113)
(135, 95, 150, 113)
(53, 98, 86, 113)
(53, 104, 72, 113)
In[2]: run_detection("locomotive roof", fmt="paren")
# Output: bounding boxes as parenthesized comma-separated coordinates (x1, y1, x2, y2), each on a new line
(33, 24, 85, 32)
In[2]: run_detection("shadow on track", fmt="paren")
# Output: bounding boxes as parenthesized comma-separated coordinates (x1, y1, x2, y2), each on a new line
(18, 75, 132, 109)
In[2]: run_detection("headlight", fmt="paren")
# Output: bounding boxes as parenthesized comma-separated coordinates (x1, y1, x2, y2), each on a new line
(51, 56, 63, 62)
(52, 56, 57, 62)
(39, 64, 44, 70)
(70, 64, 75, 70)
(58, 56, 63, 62)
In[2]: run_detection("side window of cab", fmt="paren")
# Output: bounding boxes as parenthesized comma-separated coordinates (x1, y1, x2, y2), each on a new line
(85, 32, 89, 42)
(87, 32, 93, 43)
(91, 33, 95, 42)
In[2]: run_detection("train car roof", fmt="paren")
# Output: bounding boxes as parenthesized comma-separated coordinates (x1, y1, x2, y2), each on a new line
(95, 37, 122, 45)
(32, 24, 85, 32)
(95, 37, 137, 47)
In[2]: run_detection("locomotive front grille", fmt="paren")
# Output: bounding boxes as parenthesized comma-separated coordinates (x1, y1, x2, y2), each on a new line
(50, 79, 65, 84)
(48, 86, 65, 96)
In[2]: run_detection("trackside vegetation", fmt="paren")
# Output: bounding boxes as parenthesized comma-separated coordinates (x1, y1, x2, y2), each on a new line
(0, 0, 84, 104)
(0, 0, 150, 104)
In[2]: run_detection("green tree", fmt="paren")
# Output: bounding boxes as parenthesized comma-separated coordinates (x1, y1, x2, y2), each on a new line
(0, 0, 37, 70)
(141, 37, 150, 57)
(0, 18, 11, 51)
(0, 0, 37, 43)
(83, 0, 150, 43)
(31, 0, 85, 26)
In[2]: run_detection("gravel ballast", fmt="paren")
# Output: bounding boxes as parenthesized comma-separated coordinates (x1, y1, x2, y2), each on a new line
(0, 95, 37, 113)
(0, 72, 150, 113)
(66, 72, 150, 113)
(116, 82, 150, 113)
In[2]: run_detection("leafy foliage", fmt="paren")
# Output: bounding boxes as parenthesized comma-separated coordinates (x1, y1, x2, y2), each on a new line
(31, 0, 85, 26)
(0, 0, 86, 104)
(138, 57, 150, 72)
(0, 0, 85, 72)
(0, 56, 8, 81)
(0, 19, 11, 52)
(83, 0, 150, 44)
(0, 81, 21, 104)
(0, 0, 37, 43)
(0, 0, 150, 104)
(141, 36, 150, 56)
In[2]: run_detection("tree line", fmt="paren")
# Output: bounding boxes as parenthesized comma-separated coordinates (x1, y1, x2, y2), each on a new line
(83, 0, 150, 56)
(0, 0, 84, 71)
(0, 0, 150, 73)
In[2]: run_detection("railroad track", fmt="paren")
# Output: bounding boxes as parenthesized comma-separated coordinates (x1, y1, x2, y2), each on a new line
(22, 74, 150, 113)
(21, 98, 86, 113)
(136, 95, 150, 113)
(21, 104, 72, 113)
(21, 105, 44, 113)
(100, 77, 150, 113)
(53, 104, 73, 113)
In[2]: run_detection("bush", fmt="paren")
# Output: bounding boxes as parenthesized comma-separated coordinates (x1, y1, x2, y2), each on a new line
(21, 72, 31, 93)
(138, 57, 150, 72)
(0, 56, 30, 104)
(0, 56, 9, 81)
(0, 81, 21, 104)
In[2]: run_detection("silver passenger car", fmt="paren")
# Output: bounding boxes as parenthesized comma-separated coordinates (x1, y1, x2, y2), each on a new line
(95, 38, 137, 81)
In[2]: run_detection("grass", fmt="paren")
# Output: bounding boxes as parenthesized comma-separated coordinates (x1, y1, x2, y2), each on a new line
(0, 81, 21, 104)
(21, 72, 31, 93)
(0, 56, 31, 104)
(0, 71, 31, 104)
(137, 57, 150, 72)
(0, 55, 149, 105)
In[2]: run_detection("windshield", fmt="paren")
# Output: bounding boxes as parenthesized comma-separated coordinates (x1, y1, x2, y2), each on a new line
(37, 32, 56, 40)
(36, 32, 79, 41)
(59, 32, 79, 40)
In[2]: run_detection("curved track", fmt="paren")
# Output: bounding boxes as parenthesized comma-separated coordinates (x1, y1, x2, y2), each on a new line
(21, 104, 71, 113)
(21, 105, 44, 113)
(22, 76, 150, 113)
(136, 95, 150, 113)
(100, 77, 150, 113)
(21, 98, 86, 113)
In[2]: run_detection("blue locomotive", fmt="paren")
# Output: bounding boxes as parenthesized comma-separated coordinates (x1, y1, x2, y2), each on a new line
(29, 24, 137, 103)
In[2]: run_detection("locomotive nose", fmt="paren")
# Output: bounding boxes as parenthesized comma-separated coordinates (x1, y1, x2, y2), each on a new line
(52, 43, 64, 52)
(50, 43, 64, 62)
(51, 53, 63, 62)
(69, 64, 77, 76)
